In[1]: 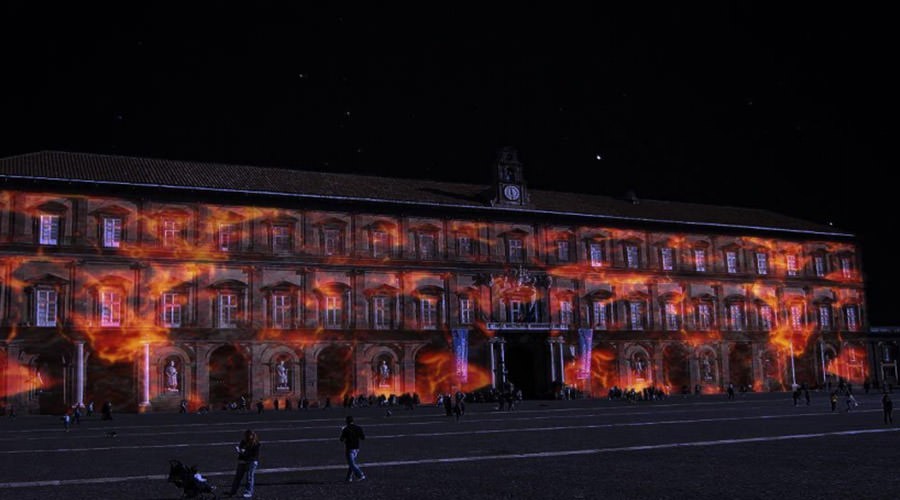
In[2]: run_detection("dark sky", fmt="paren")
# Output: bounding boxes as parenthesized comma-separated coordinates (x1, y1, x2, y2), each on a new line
(2, 5, 896, 323)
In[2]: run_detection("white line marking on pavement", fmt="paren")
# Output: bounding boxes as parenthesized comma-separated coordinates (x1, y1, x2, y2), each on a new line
(1, 426, 897, 489)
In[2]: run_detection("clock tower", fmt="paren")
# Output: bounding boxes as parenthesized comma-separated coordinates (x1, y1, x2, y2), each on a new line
(492, 147, 530, 207)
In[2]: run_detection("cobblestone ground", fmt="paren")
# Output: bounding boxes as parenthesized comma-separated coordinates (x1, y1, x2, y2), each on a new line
(1, 391, 898, 500)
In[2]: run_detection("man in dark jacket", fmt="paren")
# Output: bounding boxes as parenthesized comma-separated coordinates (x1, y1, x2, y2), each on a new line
(339, 416, 366, 482)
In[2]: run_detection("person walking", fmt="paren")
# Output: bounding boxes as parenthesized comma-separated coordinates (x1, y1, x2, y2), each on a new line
(830, 391, 838, 412)
(228, 429, 261, 498)
(340, 416, 366, 483)
(726, 383, 735, 401)
(101, 401, 113, 420)
(62, 410, 71, 432)
(883, 394, 893, 424)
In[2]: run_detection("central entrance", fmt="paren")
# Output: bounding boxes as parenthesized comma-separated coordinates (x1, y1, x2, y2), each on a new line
(502, 334, 553, 399)
(209, 345, 249, 408)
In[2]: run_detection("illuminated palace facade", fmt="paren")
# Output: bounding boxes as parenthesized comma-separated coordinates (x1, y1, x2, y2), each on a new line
(0, 150, 887, 413)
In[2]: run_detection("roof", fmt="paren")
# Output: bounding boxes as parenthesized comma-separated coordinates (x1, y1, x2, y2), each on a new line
(0, 151, 851, 237)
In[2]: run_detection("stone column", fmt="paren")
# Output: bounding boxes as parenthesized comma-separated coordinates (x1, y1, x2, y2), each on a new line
(139, 343, 151, 411)
(304, 346, 318, 402)
(489, 339, 497, 388)
(719, 341, 731, 386)
(194, 344, 212, 406)
(548, 338, 557, 382)
(751, 342, 763, 390)
(558, 338, 566, 384)
(402, 344, 418, 394)
(74, 341, 85, 407)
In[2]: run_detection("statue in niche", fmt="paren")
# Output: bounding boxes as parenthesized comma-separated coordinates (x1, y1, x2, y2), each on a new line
(632, 354, 648, 378)
(377, 359, 391, 386)
(702, 353, 713, 380)
(165, 360, 179, 391)
(276, 360, 289, 389)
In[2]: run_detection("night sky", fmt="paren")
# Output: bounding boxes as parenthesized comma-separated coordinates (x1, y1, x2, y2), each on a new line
(2, 5, 896, 322)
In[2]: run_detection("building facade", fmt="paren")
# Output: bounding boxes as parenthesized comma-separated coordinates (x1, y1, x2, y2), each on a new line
(0, 150, 877, 413)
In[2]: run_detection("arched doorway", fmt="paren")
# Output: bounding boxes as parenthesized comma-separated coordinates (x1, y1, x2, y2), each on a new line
(591, 343, 619, 396)
(35, 354, 67, 414)
(317, 345, 353, 403)
(209, 345, 249, 408)
(729, 343, 753, 388)
(415, 345, 453, 403)
(504, 335, 551, 399)
(663, 343, 691, 393)
(86, 354, 136, 413)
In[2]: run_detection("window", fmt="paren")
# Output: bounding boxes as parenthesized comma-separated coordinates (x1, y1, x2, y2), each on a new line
(457, 233, 472, 257)
(372, 231, 389, 258)
(35, 289, 58, 327)
(100, 290, 122, 327)
(271, 293, 292, 329)
(271, 224, 292, 253)
(39, 214, 60, 245)
(696, 302, 713, 331)
(728, 303, 744, 331)
(818, 304, 831, 330)
(420, 297, 438, 329)
(459, 298, 473, 325)
(840, 256, 854, 279)
(786, 254, 800, 277)
(844, 305, 859, 331)
(725, 251, 738, 274)
(508, 238, 524, 263)
(664, 302, 679, 331)
(323, 228, 341, 256)
(102, 217, 122, 248)
(557, 240, 570, 262)
(589, 243, 604, 268)
(509, 299, 525, 322)
(759, 304, 774, 331)
(629, 301, 645, 330)
(218, 223, 239, 252)
(161, 292, 182, 328)
(660, 247, 674, 271)
(694, 248, 707, 272)
(789, 303, 804, 330)
(813, 255, 826, 277)
(219, 293, 239, 328)
(625, 245, 640, 269)
(325, 295, 342, 328)
(560, 300, 573, 326)
(592, 302, 609, 330)
(372, 296, 390, 329)
(755, 252, 768, 275)
(162, 218, 183, 247)
(418, 232, 437, 260)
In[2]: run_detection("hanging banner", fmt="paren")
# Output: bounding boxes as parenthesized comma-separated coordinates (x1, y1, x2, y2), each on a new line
(452, 328, 469, 384)
(577, 328, 593, 380)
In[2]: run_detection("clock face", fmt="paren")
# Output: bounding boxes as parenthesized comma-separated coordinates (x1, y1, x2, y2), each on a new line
(503, 184, 521, 201)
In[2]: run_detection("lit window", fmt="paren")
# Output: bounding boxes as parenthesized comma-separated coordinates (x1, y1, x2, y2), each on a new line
(557, 240, 570, 262)
(421, 297, 438, 329)
(508, 239, 524, 263)
(271, 224, 291, 253)
(372, 231, 388, 258)
(625, 245, 640, 269)
(373, 296, 390, 329)
(814, 255, 826, 277)
(162, 219, 182, 247)
(36, 289, 58, 327)
(510, 300, 524, 322)
(759, 305, 774, 331)
(457, 234, 472, 257)
(786, 254, 800, 277)
(323, 229, 341, 256)
(219, 293, 239, 328)
(271, 294, 291, 329)
(694, 249, 706, 272)
(459, 298, 473, 325)
(660, 247, 674, 271)
(818, 305, 831, 330)
(726, 251, 738, 274)
(161, 292, 182, 328)
(218, 223, 239, 252)
(590, 243, 604, 268)
(840, 257, 854, 279)
(102, 217, 122, 248)
(790, 304, 804, 330)
(100, 290, 122, 327)
(39, 214, 60, 245)
(324, 295, 342, 328)
(560, 300, 573, 326)
(629, 301, 644, 330)
(665, 302, 679, 331)
(419, 233, 436, 260)
(729, 303, 744, 331)
(756, 252, 768, 275)
(593, 302, 608, 330)
(697, 303, 712, 331)
(845, 306, 859, 331)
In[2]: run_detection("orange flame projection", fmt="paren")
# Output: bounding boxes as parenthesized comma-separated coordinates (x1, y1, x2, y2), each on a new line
(415, 350, 491, 403)
(826, 344, 867, 385)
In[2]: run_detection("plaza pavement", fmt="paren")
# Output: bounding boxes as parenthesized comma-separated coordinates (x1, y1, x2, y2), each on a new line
(0, 391, 897, 499)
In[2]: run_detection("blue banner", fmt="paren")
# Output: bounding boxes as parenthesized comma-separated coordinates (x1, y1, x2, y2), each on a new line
(577, 328, 593, 380)
(452, 328, 469, 384)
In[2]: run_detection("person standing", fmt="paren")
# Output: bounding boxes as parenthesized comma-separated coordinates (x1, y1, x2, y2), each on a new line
(830, 391, 838, 412)
(883, 394, 893, 424)
(726, 383, 735, 401)
(101, 401, 113, 420)
(228, 429, 261, 498)
(340, 416, 366, 483)
(256, 400, 264, 414)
